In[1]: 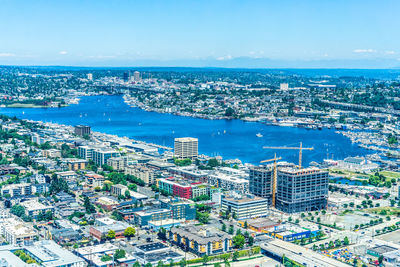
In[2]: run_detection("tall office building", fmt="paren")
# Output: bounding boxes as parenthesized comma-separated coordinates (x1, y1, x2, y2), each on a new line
(174, 137, 198, 160)
(87, 73, 93, 80)
(276, 167, 328, 213)
(134, 71, 141, 81)
(123, 71, 130, 82)
(74, 125, 91, 136)
(249, 165, 274, 204)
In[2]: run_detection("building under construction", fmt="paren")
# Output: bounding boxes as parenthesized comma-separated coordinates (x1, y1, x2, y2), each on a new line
(249, 165, 274, 205)
(275, 166, 328, 213)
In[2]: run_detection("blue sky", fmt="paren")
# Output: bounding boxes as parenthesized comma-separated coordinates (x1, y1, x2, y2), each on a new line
(0, 0, 399, 67)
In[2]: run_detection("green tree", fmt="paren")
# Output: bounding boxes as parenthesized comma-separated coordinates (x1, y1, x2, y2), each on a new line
(225, 107, 235, 117)
(124, 227, 136, 238)
(233, 234, 245, 249)
(114, 249, 126, 259)
(202, 254, 209, 265)
(232, 251, 239, 261)
(222, 223, 226, 232)
(83, 196, 96, 213)
(106, 230, 116, 240)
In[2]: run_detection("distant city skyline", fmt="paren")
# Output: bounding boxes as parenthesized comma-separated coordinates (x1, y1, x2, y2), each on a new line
(1, 0, 399, 68)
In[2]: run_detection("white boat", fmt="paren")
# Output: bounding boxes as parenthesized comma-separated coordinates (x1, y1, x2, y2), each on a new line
(256, 133, 263, 138)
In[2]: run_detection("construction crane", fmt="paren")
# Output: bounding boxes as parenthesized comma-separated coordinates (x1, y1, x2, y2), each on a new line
(263, 142, 313, 169)
(260, 153, 281, 208)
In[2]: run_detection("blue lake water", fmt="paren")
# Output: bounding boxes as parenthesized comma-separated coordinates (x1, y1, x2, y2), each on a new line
(0, 95, 371, 165)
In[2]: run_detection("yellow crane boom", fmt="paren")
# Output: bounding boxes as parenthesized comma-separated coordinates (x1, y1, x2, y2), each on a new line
(260, 154, 281, 207)
(263, 142, 313, 169)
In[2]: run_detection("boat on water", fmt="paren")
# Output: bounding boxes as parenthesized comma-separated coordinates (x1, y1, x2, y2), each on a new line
(256, 133, 263, 138)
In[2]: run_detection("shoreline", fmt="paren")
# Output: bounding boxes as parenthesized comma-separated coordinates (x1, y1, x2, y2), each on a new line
(2, 94, 391, 166)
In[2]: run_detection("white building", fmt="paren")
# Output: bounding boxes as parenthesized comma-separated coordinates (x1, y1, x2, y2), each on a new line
(174, 137, 198, 160)
(208, 172, 249, 194)
(0, 218, 37, 245)
(338, 156, 379, 172)
(0, 240, 87, 266)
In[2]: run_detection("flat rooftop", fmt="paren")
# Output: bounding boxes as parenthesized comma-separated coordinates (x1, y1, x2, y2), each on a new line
(136, 242, 168, 252)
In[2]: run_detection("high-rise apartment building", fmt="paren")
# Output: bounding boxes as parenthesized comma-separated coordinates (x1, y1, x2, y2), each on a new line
(123, 71, 130, 82)
(74, 125, 91, 137)
(275, 167, 328, 213)
(249, 165, 273, 204)
(134, 71, 141, 81)
(87, 73, 93, 80)
(174, 137, 198, 160)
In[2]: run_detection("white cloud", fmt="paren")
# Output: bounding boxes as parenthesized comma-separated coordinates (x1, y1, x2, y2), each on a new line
(353, 49, 376, 53)
(88, 55, 116, 59)
(216, 55, 233, 61)
(385, 50, 396, 55)
(59, 51, 68, 55)
(0, 53, 15, 57)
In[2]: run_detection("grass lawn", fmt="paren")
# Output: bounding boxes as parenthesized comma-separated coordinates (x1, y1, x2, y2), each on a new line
(379, 171, 400, 181)
(367, 207, 400, 216)
(329, 168, 369, 179)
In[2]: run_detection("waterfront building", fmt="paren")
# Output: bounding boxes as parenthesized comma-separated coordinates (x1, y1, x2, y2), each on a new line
(221, 194, 269, 220)
(174, 137, 198, 160)
(249, 165, 273, 203)
(276, 167, 328, 213)
(168, 226, 232, 256)
(337, 156, 379, 172)
(74, 125, 91, 137)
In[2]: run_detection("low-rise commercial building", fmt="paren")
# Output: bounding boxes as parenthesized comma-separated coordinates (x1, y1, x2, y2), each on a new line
(89, 221, 131, 240)
(221, 194, 268, 219)
(0, 240, 86, 266)
(168, 226, 232, 256)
